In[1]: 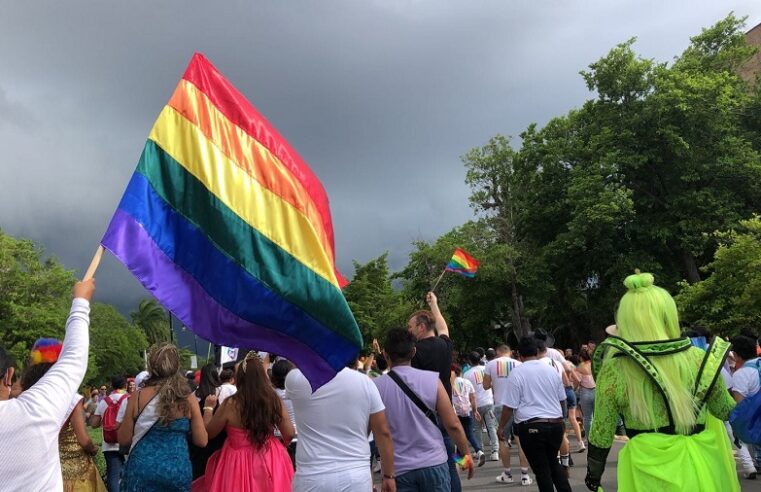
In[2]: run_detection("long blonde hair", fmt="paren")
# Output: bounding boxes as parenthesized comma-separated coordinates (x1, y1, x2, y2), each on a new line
(615, 273, 698, 434)
(146, 343, 190, 425)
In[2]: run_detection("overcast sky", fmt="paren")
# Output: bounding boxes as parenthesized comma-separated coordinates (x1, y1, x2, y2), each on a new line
(2, 1, 761, 317)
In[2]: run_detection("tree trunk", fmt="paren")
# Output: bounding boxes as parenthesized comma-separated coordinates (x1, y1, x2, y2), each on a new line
(681, 250, 701, 284)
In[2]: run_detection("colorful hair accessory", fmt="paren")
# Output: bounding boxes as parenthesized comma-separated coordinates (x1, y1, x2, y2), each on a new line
(453, 453, 474, 469)
(30, 338, 63, 365)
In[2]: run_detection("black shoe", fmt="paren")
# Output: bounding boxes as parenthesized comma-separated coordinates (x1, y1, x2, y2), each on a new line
(568, 455, 574, 467)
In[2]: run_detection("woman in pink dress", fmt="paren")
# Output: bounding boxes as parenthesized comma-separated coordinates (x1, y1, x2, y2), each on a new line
(193, 352, 295, 492)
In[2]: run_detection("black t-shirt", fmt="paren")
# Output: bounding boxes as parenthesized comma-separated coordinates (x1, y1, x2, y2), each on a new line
(411, 335, 454, 398)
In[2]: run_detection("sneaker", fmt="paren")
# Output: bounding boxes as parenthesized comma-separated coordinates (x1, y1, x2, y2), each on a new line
(495, 472, 514, 483)
(372, 459, 381, 473)
(568, 455, 574, 467)
(741, 466, 757, 480)
(577, 444, 587, 453)
(476, 450, 486, 467)
(490, 451, 500, 461)
(521, 475, 533, 486)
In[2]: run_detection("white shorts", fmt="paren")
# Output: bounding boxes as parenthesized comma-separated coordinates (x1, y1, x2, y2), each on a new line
(293, 467, 373, 492)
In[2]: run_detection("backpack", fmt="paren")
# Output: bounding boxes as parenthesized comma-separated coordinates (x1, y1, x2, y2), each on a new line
(729, 360, 761, 446)
(102, 393, 129, 444)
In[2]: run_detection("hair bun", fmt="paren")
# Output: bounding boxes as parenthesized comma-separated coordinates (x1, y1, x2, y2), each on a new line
(623, 272, 655, 291)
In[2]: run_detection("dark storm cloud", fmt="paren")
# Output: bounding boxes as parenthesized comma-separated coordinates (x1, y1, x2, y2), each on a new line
(1, 1, 760, 314)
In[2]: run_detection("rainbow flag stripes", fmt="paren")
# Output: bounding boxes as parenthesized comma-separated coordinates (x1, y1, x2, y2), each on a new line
(473, 368, 484, 385)
(496, 359, 514, 377)
(445, 247, 480, 278)
(102, 53, 361, 390)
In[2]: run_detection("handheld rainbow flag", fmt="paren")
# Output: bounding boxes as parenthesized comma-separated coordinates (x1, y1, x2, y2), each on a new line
(101, 53, 362, 390)
(445, 247, 480, 278)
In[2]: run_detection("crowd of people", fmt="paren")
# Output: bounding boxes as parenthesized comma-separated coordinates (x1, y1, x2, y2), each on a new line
(1, 275, 760, 492)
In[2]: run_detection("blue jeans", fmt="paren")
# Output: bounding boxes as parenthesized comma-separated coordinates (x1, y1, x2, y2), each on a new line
(458, 415, 482, 453)
(396, 462, 450, 492)
(104, 450, 124, 492)
(578, 387, 595, 440)
(475, 404, 498, 453)
(439, 424, 460, 492)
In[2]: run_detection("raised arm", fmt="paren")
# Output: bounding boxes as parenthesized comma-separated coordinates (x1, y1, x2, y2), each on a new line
(426, 291, 449, 338)
(19, 280, 94, 426)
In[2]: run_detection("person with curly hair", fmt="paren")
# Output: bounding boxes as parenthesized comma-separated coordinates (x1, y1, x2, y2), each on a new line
(118, 344, 208, 491)
(585, 272, 738, 491)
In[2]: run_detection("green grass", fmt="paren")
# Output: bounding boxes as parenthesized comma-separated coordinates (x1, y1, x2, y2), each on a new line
(86, 426, 107, 479)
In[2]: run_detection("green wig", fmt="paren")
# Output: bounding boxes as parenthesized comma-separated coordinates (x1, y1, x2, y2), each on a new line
(615, 272, 698, 434)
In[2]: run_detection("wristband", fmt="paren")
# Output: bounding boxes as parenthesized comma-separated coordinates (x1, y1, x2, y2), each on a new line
(203, 406, 214, 412)
(382, 474, 395, 480)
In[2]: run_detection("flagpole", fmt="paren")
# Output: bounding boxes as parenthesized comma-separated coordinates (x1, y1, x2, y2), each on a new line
(83, 245, 105, 280)
(430, 266, 448, 293)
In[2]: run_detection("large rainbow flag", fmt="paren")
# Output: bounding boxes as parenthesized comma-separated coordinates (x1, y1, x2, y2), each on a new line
(102, 53, 361, 390)
(445, 247, 480, 278)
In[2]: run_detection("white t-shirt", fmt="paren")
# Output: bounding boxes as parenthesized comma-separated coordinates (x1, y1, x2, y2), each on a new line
(217, 383, 237, 404)
(732, 358, 761, 399)
(464, 365, 494, 407)
(0, 299, 90, 492)
(286, 368, 385, 476)
(484, 356, 522, 407)
(95, 392, 130, 452)
(503, 359, 566, 423)
(541, 356, 565, 381)
(452, 377, 475, 416)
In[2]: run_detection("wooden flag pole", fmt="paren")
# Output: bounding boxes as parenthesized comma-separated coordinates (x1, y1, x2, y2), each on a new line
(83, 245, 105, 280)
(430, 266, 448, 293)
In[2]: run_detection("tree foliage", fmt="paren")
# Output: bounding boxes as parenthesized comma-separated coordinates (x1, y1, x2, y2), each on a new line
(131, 298, 170, 346)
(343, 253, 412, 344)
(87, 303, 148, 385)
(0, 229, 74, 364)
(676, 216, 761, 334)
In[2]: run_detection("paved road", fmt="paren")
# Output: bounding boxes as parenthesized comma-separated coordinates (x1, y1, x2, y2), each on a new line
(458, 434, 758, 491)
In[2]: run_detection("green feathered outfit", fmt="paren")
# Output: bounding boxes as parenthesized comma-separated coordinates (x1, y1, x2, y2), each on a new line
(587, 336, 739, 492)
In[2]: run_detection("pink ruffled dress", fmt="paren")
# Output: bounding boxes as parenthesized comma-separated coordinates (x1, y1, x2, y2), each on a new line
(192, 426, 293, 492)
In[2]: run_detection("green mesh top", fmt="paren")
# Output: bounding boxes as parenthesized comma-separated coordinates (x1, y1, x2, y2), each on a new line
(589, 338, 735, 449)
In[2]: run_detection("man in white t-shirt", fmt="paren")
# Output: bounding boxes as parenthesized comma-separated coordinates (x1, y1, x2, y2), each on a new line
(464, 352, 499, 461)
(483, 345, 532, 485)
(499, 336, 571, 492)
(286, 365, 396, 492)
(90, 375, 129, 492)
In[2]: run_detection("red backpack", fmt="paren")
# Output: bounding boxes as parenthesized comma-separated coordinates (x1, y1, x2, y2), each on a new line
(102, 393, 129, 444)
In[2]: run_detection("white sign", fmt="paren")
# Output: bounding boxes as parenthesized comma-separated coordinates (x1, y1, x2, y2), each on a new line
(220, 346, 239, 365)
(190, 355, 198, 369)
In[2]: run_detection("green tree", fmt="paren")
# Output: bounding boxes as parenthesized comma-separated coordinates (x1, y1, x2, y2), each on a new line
(343, 253, 411, 343)
(131, 298, 169, 346)
(87, 303, 148, 385)
(676, 216, 761, 335)
(0, 229, 75, 364)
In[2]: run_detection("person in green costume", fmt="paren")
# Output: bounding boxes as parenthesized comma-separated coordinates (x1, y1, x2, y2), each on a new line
(584, 272, 738, 492)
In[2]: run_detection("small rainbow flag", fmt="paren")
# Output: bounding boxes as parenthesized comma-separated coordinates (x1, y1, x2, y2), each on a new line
(102, 53, 362, 390)
(445, 248, 480, 278)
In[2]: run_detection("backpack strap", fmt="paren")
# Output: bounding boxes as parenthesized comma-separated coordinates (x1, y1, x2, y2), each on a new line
(592, 336, 676, 428)
(692, 337, 732, 412)
(388, 370, 438, 428)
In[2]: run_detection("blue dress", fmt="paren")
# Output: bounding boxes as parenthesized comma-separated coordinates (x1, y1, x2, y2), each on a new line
(121, 418, 192, 492)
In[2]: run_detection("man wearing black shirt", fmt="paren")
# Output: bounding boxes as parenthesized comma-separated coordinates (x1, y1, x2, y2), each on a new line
(408, 291, 460, 491)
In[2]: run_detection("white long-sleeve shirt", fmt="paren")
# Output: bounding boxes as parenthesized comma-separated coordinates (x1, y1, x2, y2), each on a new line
(0, 298, 90, 491)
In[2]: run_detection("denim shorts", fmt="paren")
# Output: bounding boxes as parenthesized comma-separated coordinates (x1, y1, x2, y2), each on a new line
(565, 386, 577, 409)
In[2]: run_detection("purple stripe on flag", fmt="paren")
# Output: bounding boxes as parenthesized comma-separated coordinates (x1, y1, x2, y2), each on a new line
(102, 208, 336, 390)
